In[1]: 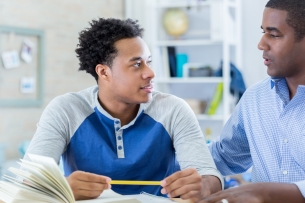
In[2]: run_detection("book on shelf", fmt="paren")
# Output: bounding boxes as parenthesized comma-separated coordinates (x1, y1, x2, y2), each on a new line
(0, 154, 140, 203)
(167, 46, 177, 77)
(176, 53, 188, 78)
(206, 82, 223, 115)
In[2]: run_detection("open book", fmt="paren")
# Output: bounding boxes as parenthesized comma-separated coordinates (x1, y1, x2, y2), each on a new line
(0, 154, 140, 203)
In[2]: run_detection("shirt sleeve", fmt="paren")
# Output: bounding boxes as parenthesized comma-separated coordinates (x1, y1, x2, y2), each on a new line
(294, 180, 305, 198)
(208, 96, 252, 176)
(171, 98, 224, 188)
(24, 96, 71, 164)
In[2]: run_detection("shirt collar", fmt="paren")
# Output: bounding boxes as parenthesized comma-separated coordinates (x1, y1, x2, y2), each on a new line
(95, 91, 146, 127)
(270, 77, 289, 105)
(270, 77, 285, 89)
(270, 77, 305, 105)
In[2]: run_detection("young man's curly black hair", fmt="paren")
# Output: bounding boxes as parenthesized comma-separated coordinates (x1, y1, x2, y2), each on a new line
(75, 18, 144, 81)
(266, 0, 305, 42)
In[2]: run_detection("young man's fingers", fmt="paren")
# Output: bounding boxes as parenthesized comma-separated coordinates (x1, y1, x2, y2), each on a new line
(167, 183, 201, 198)
(179, 190, 202, 203)
(162, 172, 202, 195)
(162, 168, 198, 186)
(76, 181, 111, 191)
(76, 171, 111, 183)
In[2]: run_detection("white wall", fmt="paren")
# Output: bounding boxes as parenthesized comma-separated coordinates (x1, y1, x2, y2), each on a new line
(241, 0, 269, 87)
(0, 0, 124, 159)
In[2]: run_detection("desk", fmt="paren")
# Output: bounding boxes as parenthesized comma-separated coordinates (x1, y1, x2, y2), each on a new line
(0, 198, 192, 203)
(0, 190, 193, 203)
(172, 198, 193, 203)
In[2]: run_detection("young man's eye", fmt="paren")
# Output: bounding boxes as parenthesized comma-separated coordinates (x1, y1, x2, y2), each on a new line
(147, 60, 152, 66)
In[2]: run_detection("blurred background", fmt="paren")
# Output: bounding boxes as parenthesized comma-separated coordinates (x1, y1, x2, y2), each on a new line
(0, 0, 267, 186)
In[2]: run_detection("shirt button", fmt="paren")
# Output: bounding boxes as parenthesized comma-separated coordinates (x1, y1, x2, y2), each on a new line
(118, 145, 122, 150)
(115, 120, 120, 124)
(283, 170, 288, 175)
(284, 139, 288, 143)
(117, 136, 122, 140)
(116, 127, 120, 131)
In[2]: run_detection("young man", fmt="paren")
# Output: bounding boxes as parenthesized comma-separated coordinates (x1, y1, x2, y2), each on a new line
(199, 0, 305, 203)
(24, 18, 222, 202)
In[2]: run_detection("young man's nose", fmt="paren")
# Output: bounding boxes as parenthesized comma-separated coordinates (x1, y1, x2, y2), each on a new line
(143, 64, 155, 79)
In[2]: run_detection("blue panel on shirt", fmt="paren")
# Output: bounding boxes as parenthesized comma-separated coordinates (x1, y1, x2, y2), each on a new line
(62, 107, 180, 196)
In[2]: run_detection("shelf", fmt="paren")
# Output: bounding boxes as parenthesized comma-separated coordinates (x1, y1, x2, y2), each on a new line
(155, 0, 214, 8)
(155, 39, 237, 47)
(155, 0, 237, 9)
(155, 77, 223, 84)
(156, 39, 222, 47)
(196, 114, 223, 121)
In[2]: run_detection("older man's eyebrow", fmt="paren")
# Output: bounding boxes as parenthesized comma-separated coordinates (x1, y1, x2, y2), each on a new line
(261, 25, 282, 33)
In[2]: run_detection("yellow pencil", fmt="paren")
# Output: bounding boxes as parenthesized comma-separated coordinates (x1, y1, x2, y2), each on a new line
(110, 180, 161, 185)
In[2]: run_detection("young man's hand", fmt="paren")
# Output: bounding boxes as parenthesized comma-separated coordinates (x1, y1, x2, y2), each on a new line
(66, 171, 111, 200)
(198, 182, 305, 203)
(161, 168, 222, 203)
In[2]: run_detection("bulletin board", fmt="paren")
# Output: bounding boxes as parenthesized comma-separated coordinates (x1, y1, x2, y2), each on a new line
(0, 26, 45, 107)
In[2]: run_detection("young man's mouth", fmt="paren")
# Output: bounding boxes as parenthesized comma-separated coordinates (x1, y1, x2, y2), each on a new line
(140, 84, 154, 93)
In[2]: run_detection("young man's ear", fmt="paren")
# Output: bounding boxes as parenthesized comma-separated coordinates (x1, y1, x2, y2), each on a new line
(95, 64, 110, 80)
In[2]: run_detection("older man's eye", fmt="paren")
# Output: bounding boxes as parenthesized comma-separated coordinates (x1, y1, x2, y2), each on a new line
(134, 62, 141, 67)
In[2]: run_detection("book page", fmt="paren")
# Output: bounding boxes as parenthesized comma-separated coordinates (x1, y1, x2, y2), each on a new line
(18, 160, 69, 196)
(8, 167, 68, 202)
(127, 194, 175, 203)
(76, 190, 140, 203)
(76, 197, 140, 203)
(3, 175, 58, 199)
(0, 181, 61, 203)
(127, 193, 193, 203)
(28, 153, 74, 202)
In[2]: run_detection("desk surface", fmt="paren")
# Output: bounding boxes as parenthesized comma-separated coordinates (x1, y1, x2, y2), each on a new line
(172, 198, 193, 203)
(0, 199, 192, 203)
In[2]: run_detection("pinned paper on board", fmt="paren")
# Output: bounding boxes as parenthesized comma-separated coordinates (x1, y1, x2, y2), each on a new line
(0, 26, 45, 107)
(20, 76, 36, 94)
(1, 50, 20, 69)
(21, 38, 35, 63)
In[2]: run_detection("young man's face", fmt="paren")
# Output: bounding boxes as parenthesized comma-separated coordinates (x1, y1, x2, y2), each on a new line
(258, 8, 305, 78)
(107, 37, 154, 104)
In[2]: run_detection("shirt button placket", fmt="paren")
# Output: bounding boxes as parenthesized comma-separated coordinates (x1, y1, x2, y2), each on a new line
(114, 120, 124, 158)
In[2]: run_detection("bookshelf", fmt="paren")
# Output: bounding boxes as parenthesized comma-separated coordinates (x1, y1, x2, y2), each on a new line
(125, 0, 242, 141)
(155, 77, 223, 83)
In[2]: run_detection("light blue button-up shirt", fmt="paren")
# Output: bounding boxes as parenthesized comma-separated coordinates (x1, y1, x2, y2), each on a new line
(209, 77, 305, 197)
